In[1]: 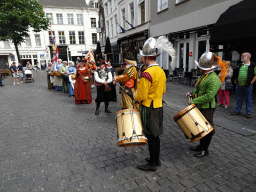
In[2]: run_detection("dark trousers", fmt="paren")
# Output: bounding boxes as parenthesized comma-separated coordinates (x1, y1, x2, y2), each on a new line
(199, 108, 215, 151)
(0, 76, 2, 86)
(96, 101, 109, 109)
(147, 135, 160, 166)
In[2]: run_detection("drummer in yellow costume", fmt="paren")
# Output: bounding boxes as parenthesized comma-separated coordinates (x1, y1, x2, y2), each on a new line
(115, 59, 139, 109)
(134, 36, 175, 172)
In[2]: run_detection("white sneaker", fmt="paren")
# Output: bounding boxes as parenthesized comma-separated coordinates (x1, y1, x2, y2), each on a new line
(17, 82, 20, 84)
(13, 83, 15, 85)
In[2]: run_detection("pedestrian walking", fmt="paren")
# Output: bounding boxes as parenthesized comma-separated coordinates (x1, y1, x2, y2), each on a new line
(46, 62, 54, 89)
(10, 62, 19, 85)
(18, 63, 24, 84)
(217, 61, 233, 109)
(94, 61, 113, 115)
(187, 52, 222, 157)
(232, 52, 256, 118)
(60, 61, 68, 93)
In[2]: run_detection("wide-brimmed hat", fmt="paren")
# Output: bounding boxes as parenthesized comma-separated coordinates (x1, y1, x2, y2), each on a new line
(140, 37, 160, 57)
(195, 52, 217, 70)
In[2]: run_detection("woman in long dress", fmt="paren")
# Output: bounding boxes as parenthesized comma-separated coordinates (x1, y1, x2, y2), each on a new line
(66, 61, 76, 96)
(53, 59, 63, 91)
(74, 62, 92, 104)
(46, 62, 54, 89)
(60, 61, 69, 93)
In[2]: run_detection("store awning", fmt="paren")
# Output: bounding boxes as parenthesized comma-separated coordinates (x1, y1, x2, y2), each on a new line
(210, 0, 256, 57)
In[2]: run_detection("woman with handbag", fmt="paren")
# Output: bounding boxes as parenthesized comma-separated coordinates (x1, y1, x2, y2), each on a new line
(94, 61, 113, 115)
(218, 61, 233, 109)
(74, 62, 92, 104)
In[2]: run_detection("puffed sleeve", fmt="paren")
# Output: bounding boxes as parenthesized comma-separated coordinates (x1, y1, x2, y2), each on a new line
(134, 75, 151, 102)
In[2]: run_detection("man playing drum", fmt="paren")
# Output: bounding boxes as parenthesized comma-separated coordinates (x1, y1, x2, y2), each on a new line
(134, 37, 175, 172)
(186, 52, 222, 157)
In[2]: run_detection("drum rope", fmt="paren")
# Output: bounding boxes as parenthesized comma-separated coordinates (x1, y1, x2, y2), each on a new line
(187, 112, 209, 132)
(130, 109, 138, 140)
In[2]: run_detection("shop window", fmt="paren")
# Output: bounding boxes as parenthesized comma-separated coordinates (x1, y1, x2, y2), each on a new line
(198, 40, 207, 60)
(33, 55, 37, 58)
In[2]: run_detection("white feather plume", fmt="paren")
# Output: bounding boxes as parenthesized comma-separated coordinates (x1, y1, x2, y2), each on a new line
(156, 36, 176, 59)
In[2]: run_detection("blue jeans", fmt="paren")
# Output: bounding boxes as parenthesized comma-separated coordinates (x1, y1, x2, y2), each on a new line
(235, 84, 253, 114)
(0, 75, 2, 85)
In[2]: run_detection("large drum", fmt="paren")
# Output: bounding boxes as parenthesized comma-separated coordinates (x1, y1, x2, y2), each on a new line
(116, 109, 147, 147)
(173, 104, 214, 143)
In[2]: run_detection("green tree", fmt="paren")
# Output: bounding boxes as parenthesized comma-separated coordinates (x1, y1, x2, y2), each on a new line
(0, 0, 49, 63)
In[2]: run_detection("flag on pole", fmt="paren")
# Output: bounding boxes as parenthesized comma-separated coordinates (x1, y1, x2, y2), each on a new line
(51, 31, 58, 66)
(123, 17, 136, 30)
(116, 22, 125, 33)
(85, 50, 96, 65)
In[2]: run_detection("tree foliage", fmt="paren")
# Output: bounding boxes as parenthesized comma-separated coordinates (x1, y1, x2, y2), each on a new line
(0, 0, 50, 62)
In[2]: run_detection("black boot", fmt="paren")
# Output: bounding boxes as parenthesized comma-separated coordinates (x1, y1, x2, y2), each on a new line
(95, 103, 100, 115)
(105, 102, 112, 113)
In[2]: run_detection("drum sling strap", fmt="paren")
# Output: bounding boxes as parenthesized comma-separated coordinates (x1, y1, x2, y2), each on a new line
(194, 74, 209, 98)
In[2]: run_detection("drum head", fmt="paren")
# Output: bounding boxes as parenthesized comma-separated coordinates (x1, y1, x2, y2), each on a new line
(173, 104, 196, 121)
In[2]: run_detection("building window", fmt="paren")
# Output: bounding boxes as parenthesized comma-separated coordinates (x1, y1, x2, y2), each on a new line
(69, 31, 76, 44)
(130, 2, 134, 26)
(113, 0, 117, 10)
(77, 14, 83, 25)
(140, 2, 145, 24)
(105, 3, 108, 16)
(95, 2, 99, 8)
(4, 41, 10, 48)
(25, 35, 31, 46)
(176, 0, 188, 4)
(78, 31, 85, 44)
(67, 14, 74, 25)
(35, 34, 41, 47)
(92, 33, 97, 44)
(110, 18, 113, 38)
(109, 0, 112, 13)
(58, 31, 65, 44)
(158, 0, 168, 12)
(114, 15, 118, 35)
(198, 40, 207, 60)
(56, 13, 63, 24)
(106, 21, 109, 37)
(49, 31, 55, 44)
(121, 8, 125, 29)
(46, 13, 53, 24)
(91, 18, 96, 28)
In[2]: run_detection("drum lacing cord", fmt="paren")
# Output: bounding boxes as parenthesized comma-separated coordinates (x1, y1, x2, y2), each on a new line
(130, 109, 140, 141)
(187, 112, 210, 134)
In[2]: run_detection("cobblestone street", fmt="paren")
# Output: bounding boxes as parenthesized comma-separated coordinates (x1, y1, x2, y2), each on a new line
(0, 71, 255, 192)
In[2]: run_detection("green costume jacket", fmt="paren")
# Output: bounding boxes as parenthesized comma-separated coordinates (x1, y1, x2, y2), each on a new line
(191, 72, 221, 109)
